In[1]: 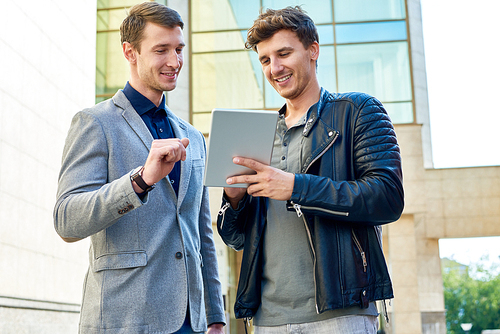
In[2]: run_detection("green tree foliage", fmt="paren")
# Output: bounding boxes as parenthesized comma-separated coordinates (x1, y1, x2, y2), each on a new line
(443, 258, 500, 333)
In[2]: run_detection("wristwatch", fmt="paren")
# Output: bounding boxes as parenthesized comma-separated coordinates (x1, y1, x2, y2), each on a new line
(131, 166, 155, 193)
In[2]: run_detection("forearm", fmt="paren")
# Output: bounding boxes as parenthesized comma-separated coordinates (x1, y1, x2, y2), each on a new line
(291, 170, 403, 225)
(216, 194, 249, 251)
(54, 172, 144, 240)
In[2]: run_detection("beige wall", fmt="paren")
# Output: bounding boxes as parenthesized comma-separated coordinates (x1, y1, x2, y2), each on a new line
(384, 124, 500, 334)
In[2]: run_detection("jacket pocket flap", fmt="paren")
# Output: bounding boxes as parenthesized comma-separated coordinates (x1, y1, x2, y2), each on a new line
(94, 251, 147, 272)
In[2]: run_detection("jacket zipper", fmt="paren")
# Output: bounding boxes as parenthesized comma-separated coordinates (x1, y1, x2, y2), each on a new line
(297, 210, 319, 314)
(293, 130, 341, 314)
(290, 202, 349, 217)
(303, 130, 339, 173)
(218, 202, 231, 229)
(351, 229, 367, 272)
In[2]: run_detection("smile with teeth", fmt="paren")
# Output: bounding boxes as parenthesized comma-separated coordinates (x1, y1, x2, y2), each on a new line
(276, 74, 291, 82)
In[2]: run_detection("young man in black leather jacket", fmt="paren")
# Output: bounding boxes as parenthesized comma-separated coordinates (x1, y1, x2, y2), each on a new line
(217, 6, 404, 334)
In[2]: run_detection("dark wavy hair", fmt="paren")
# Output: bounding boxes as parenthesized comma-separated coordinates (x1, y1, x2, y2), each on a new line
(120, 2, 184, 53)
(245, 6, 319, 52)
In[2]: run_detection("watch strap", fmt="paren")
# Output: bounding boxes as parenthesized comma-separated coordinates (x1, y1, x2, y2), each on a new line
(131, 166, 155, 192)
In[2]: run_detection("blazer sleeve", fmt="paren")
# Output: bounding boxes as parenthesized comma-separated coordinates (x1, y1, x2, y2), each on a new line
(199, 184, 226, 325)
(53, 110, 144, 240)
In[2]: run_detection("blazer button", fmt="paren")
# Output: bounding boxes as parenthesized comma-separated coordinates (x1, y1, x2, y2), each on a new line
(175, 252, 183, 259)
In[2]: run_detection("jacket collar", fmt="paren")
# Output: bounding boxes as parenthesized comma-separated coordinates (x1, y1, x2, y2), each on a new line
(278, 87, 332, 137)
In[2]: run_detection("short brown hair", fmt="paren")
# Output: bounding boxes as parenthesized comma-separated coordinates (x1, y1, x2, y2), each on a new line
(120, 2, 184, 53)
(245, 6, 318, 52)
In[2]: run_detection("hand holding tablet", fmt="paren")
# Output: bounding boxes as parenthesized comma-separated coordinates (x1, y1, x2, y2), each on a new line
(203, 108, 279, 188)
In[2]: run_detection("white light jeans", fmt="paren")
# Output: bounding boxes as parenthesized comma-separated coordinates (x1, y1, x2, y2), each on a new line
(254, 315, 379, 334)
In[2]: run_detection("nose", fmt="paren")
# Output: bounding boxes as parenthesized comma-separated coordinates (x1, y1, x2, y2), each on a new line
(270, 57, 283, 76)
(166, 50, 181, 69)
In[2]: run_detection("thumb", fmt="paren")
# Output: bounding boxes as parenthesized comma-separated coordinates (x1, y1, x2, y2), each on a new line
(181, 138, 190, 148)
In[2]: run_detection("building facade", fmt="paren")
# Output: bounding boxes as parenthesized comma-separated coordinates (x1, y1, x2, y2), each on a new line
(1, 0, 499, 333)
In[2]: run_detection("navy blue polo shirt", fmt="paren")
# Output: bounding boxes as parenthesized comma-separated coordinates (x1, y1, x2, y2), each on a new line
(123, 82, 180, 195)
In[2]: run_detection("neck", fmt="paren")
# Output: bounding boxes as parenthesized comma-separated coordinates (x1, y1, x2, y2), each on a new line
(128, 78, 163, 107)
(284, 83, 321, 127)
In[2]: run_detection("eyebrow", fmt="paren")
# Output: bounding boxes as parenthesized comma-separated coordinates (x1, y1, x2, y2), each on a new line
(259, 46, 294, 62)
(152, 42, 186, 49)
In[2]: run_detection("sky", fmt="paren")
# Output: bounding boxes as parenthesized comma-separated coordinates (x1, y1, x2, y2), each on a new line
(420, 0, 500, 169)
(420, 0, 500, 267)
(439, 237, 500, 274)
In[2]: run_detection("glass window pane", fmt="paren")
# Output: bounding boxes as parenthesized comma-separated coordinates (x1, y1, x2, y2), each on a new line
(264, 82, 285, 109)
(334, 0, 405, 22)
(317, 45, 337, 93)
(317, 25, 334, 45)
(263, 0, 332, 24)
(97, 8, 129, 31)
(193, 113, 212, 134)
(192, 30, 247, 53)
(96, 31, 128, 96)
(384, 102, 413, 124)
(336, 21, 406, 44)
(192, 51, 264, 113)
(192, 0, 260, 31)
(336, 42, 411, 102)
(97, 0, 143, 10)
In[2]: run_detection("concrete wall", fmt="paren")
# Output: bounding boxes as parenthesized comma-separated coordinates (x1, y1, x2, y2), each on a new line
(0, 0, 96, 332)
(386, 124, 500, 334)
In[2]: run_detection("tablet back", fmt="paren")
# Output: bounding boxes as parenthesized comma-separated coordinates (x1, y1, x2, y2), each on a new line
(204, 108, 279, 188)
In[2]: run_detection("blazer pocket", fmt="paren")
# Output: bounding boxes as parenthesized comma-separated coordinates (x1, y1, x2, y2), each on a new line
(93, 251, 147, 272)
(192, 157, 204, 168)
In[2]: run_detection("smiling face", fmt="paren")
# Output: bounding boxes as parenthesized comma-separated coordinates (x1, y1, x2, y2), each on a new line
(124, 22, 185, 105)
(257, 29, 319, 103)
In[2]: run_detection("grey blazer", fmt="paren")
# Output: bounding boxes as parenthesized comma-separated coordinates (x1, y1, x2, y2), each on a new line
(54, 90, 225, 333)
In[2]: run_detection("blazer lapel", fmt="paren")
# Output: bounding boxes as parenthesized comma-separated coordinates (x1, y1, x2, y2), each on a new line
(167, 108, 191, 205)
(114, 90, 154, 150)
(114, 90, 191, 204)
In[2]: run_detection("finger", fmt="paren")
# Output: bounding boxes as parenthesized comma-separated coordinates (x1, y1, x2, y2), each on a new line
(232, 157, 266, 172)
(160, 142, 186, 163)
(246, 182, 266, 197)
(180, 138, 189, 148)
(226, 174, 257, 186)
(179, 138, 189, 161)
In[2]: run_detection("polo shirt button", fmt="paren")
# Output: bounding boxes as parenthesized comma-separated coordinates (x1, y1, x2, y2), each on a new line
(175, 252, 183, 259)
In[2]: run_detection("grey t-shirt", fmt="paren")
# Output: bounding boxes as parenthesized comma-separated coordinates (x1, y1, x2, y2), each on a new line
(253, 114, 378, 326)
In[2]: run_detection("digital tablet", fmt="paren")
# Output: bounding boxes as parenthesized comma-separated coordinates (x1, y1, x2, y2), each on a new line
(203, 108, 279, 188)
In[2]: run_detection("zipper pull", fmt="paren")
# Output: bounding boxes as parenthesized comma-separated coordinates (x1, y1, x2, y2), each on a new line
(292, 202, 303, 217)
(218, 202, 230, 216)
(382, 299, 390, 324)
(218, 202, 231, 229)
(361, 252, 367, 272)
(243, 317, 252, 334)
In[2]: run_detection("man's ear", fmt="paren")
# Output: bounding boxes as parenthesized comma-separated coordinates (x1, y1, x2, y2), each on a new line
(123, 42, 137, 64)
(310, 41, 320, 61)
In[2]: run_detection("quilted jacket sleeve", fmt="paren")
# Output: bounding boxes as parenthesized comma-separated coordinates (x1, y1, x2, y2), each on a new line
(290, 94, 404, 225)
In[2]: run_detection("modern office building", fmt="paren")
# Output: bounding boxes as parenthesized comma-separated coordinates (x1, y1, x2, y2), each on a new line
(1, 0, 499, 333)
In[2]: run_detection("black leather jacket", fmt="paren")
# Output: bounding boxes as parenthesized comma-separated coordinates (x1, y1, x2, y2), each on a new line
(217, 89, 404, 319)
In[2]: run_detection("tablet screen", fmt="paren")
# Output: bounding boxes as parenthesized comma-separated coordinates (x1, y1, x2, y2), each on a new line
(203, 108, 279, 188)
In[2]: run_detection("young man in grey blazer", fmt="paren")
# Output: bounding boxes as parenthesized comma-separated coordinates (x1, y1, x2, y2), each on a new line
(54, 2, 225, 333)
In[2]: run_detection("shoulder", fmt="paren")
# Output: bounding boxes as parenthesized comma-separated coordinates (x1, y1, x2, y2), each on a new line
(168, 110, 205, 139)
(330, 91, 383, 111)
